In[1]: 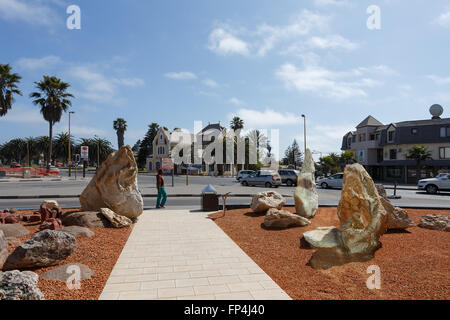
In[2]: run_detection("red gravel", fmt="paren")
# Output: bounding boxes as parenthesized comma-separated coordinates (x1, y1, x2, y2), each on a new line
(4, 209, 132, 300)
(210, 207, 450, 300)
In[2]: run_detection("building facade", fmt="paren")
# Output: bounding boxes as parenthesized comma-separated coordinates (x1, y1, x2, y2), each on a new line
(342, 109, 450, 183)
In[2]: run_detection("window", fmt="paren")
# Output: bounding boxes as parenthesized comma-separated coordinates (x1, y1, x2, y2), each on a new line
(441, 127, 450, 138)
(440, 147, 450, 159)
(411, 128, 418, 135)
(369, 134, 375, 141)
(388, 130, 395, 142)
(158, 146, 165, 155)
(390, 149, 397, 160)
(387, 167, 402, 178)
(352, 136, 356, 143)
(376, 133, 380, 140)
(359, 134, 366, 142)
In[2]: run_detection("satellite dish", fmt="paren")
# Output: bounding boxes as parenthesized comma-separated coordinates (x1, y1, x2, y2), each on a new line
(430, 104, 444, 119)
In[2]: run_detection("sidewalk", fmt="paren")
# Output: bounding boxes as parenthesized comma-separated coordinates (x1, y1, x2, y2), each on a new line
(99, 209, 291, 300)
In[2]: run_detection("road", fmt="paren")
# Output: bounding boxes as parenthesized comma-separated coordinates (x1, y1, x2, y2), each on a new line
(1, 173, 449, 209)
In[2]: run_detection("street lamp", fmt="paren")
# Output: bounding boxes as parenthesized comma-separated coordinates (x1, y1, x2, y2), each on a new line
(301, 114, 307, 155)
(68, 111, 75, 177)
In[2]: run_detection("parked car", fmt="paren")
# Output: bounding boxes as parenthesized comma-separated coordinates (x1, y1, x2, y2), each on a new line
(417, 173, 450, 194)
(317, 173, 344, 189)
(278, 169, 299, 186)
(236, 170, 255, 181)
(240, 170, 282, 188)
(10, 162, 21, 168)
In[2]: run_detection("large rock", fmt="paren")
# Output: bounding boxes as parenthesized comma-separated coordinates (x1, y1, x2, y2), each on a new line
(3, 230, 76, 271)
(79, 146, 144, 219)
(379, 197, 414, 229)
(61, 211, 110, 228)
(294, 149, 318, 219)
(0, 224, 30, 238)
(418, 215, 450, 232)
(264, 208, 310, 229)
(0, 231, 7, 270)
(39, 201, 62, 223)
(39, 218, 63, 231)
(0, 270, 44, 300)
(376, 184, 414, 229)
(308, 164, 388, 269)
(303, 227, 342, 249)
(251, 191, 285, 213)
(40, 263, 94, 282)
(62, 226, 95, 238)
(100, 208, 132, 228)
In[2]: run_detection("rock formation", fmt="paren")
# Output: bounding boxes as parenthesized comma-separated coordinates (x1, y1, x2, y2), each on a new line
(376, 185, 414, 229)
(3, 230, 76, 271)
(308, 164, 388, 269)
(251, 191, 286, 213)
(100, 208, 132, 228)
(418, 214, 450, 232)
(294, 149, 318, 219)
(0, 270, 44, 300)
(39, 218, 63, 231)
(264, 208, 310, 229)
(80, 145, 144, 219)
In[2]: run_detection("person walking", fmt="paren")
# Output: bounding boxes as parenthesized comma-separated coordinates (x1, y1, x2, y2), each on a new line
(156, 168, 167, 209)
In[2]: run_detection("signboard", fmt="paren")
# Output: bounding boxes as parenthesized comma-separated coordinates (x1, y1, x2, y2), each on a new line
(80, 146, 89, 160)
(162, 158, 174, 170)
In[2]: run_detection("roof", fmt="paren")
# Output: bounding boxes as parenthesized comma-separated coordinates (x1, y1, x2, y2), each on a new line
(356, 116, 384, 128)
(390, 117, 450, 128)
(199, 123, 225, 134)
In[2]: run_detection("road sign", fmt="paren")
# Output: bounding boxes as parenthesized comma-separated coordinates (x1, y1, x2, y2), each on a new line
(81, 146, 89, 160)
(162, 158, 174, 170)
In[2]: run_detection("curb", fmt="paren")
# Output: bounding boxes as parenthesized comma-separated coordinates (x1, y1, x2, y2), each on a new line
(0, 194, 293, 200)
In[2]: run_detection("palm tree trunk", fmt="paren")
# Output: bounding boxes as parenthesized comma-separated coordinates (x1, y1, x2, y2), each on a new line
(48, 120, 53, 170)
(118, 131, 124, 149)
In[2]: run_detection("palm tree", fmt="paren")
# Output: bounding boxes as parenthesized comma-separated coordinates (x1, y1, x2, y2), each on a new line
(230, 116, 244, 132)
(406, 145, 432, 182)
(53, 132, 74, 164)
(30, 76, 74, 169)
(0, 64, 22, 117)
(113, 118, 127, 149)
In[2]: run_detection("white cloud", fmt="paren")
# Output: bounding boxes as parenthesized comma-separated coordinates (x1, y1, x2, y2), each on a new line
(313, 0, 350, 7)
(275, 63, 387, 99)
(53, 123, 107, 137)
(0, 104, 42, 124)
(113, 78, 145, 87)
(427, 74, 450, 85)
(229, 98, 244, 106)
(435, 10, 450, 28)
(306, 35, 359, 50)
(207, 28, 250, 56)
(202, 78, 219, 88)
(164, 72, 197, 80)
(0, 0, 61, 27)
(230, 108, 299, 128)
(16, 55, 62, 70)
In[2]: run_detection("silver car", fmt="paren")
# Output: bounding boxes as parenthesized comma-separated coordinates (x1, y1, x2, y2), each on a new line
(241, 170, 282, 188)
(317, 173, 344, 189)
(236, 170, 255, 181)
(418, 173, 450, 194)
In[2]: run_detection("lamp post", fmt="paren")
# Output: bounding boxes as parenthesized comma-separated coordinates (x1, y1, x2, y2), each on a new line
(68, 111, 75, 177)
(301, 114, 307, 155)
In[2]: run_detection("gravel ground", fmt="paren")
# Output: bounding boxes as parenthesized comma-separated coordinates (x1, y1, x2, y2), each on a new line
(4, 209, 132, 300)
(210, 207, 450, 300)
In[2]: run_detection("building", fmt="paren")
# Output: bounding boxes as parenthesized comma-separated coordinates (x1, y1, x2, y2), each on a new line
(145, 122, 233, 176)
(341, 105, 450, 183)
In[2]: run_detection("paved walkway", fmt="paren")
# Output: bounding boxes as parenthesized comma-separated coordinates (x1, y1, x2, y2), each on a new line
(99, 209, 291, 300)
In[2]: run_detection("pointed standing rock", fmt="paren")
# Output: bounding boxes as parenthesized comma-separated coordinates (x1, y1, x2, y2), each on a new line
(294, 149, 318, 219)
(79, 146, 144, 219)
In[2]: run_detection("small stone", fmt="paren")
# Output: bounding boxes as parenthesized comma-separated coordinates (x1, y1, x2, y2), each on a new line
(418, 215, 450, 232)
(0, 224, 30, 238)
(61, 211, 110, 228)
(264, 208, 310, 229)
(39, 218, 63, 231)
(62, 226, 95, 238)
(0, 270, 44, 300)
(251, 191, 286, 213)
(303, 227, 342, 248)
(100, 208, 132, 228)
(40, 263, 94, 282)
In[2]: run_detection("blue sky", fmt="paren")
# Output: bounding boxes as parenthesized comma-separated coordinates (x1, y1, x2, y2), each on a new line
(1, 0, 450, 159)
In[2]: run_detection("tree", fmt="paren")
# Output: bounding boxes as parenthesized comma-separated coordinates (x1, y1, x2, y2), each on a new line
(283, 140, 303, 169)
(406, 145, 432, 182)
(0, 64, 22, 117)
(132, 139, 141, 152)
(230, 117, 244, 132)
(77, 137, 114, 166)
(318, 156, 335, 176)
(53, 132, 74, 164)
(339, 151, 356, 169)
(137, 123, 160, 169)
(30, 76, 74, 169)
(246, 129, 267, 164)
(113, 118, 127, 149)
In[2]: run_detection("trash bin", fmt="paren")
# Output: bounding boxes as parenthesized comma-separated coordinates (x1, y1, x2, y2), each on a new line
(201, 184, 219, 211)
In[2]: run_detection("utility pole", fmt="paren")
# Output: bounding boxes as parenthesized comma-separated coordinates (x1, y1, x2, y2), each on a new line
(97, 139, 100, 170)
(26, 141, 30, 167)
(68, 111, 75, 177)
(301, 114, 307, 154)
